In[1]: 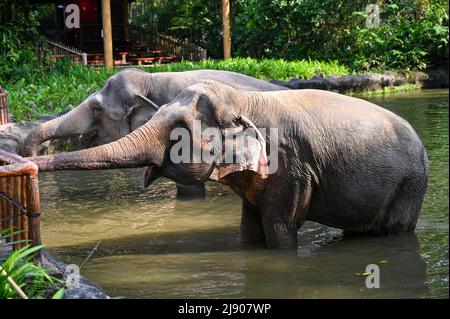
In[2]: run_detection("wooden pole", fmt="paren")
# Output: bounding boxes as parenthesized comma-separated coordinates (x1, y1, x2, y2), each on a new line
(101, 0, 113, 70)
(221, 0, 231, 59)
(26, 173, 41, 259)
(5, 177, 13, 242)
(0, 175, 5, 233)
(13, 177, 20, 250)
(20, 175, 28, 249)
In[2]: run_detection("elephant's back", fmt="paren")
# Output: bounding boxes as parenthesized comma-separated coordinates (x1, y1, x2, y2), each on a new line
(262, 89, 426, 169)
(154, 69, 289, 92)
(268, 89, 419, 140)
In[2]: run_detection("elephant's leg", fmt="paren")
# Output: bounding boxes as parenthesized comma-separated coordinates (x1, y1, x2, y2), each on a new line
(175, 183, 206, 199)
(377, 175, 427, 234)
(240, 202, 265, 243)
(260, 212, 298, 249)
(260, 180, 312, 248)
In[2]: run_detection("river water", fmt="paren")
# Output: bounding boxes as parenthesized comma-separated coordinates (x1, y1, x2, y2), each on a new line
(39, 89, 448, 298)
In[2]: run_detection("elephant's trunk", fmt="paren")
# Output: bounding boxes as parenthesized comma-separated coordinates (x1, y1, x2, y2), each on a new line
(27, 120, 166, 172)
(21, 103, 94, 157)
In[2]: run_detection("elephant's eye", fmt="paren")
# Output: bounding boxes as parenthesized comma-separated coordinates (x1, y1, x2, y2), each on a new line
(91, 104, 103, 116)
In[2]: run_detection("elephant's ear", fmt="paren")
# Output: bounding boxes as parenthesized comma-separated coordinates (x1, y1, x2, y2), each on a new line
(209, 115, 269, 181)
(127, 95, 160, 131)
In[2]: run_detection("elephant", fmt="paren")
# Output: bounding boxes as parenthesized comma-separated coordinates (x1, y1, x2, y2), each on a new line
(21, 69, 288, 198)
(29, 80, 429, 248)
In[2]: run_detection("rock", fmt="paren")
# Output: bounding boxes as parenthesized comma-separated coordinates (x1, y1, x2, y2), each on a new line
(42, 250, 109, 299)
(0, 120, 88, 155)
(270, 67, 448, 93)
(423, 68, 449, 88)
(0, 121, 39, 154)
(0, 137, 19, 154)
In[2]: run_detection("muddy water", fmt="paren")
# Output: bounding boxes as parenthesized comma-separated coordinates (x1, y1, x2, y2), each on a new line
(39, 89, 448, 298)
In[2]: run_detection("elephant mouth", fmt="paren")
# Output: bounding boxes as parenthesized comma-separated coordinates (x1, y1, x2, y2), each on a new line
(85, 130, 99, 147)
(144, 164, 160, 188)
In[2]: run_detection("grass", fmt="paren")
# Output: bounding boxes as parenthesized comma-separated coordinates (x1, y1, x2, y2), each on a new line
(350, 83, 421, 96)
(148, 58, 351, 81)
(3, 58, 350, 121)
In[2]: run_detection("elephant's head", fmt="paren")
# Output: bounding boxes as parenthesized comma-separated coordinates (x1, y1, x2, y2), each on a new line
(29, 80, 270, 187)
(21, 69, 159, 156)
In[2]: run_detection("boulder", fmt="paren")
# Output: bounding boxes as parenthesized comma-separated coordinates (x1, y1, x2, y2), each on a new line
(270, 68, 448, 93)
(0, 121, 39, 154)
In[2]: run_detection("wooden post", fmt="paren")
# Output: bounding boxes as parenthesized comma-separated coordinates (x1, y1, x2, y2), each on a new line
(0, 175, 5, 233)
(221, 0, 231, 59)
(5, 177, 13, 242)
(0, 88, 9, 125)
(20, 175, 28, 249)
(13, 177, 20, 250)
(26, 173, 41, 257)
(101, 0, 113, 70)
(123, 0, 129, 41)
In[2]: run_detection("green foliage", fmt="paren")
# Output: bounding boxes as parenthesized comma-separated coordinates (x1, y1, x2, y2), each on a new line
(134, 0, 449, 70)
(6, 61, 114, 120)
(349, 1, 449, 70)
(0, 228, 64, 299)
(132, 0, 223, 58)
(4, 58, 348, 121)
(149, 57, 349, 80)
(0, 3, 49, 82)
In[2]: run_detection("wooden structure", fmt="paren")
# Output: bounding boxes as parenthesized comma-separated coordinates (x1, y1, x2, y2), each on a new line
(33, 0, 132, 53)
(222, 0, 231, 59)
(0, 150, 42, 252)
(0, 86, 9, 125)
(0, 90, 41, 254)
(2, 1, 207, 66)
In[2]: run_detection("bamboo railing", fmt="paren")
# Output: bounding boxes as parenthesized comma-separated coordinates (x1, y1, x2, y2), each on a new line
(130, 26, 207, 61)
(154, 32, 207, 61)
(45, 39, 88, 65)
(0, 150, 41, 253)
(0, 86, 9, 125)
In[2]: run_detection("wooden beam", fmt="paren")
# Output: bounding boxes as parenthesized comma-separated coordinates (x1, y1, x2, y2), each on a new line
(221, 0, 231, 59)
(101, 0, 113, 70)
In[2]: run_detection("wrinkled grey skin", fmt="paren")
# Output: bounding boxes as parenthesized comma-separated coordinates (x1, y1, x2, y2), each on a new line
(29, 81, 429, 248)
(22, 69, 287, 155)
(22, 69, 287, 198)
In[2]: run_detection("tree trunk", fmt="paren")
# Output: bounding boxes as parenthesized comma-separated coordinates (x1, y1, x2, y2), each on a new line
(222, 0, 231, 59)
(101, 0, 113, 70)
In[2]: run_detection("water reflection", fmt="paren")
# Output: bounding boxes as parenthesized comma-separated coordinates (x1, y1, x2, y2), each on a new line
(39, 89, 448, 298)
(47, 225, 427, 298)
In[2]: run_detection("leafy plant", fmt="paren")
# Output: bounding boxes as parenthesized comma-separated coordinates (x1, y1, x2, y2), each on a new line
(0, 228, 64, 299)
(131, 0, 449, 70)
(0, 3, 50, 82)
(349, 0, 449, 71)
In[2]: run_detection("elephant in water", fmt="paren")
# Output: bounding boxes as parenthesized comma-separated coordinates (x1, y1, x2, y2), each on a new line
(21, 69, 288, 198)
(29, 80, 429, 248)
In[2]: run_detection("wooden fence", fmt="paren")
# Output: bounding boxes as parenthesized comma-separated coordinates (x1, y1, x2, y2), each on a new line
(45, 39, 88, 66)
(0, 150, 41, 253)
(130, 26, 207, 61)
(0, 86, 9, 125)
(154, 32, 207, 61)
